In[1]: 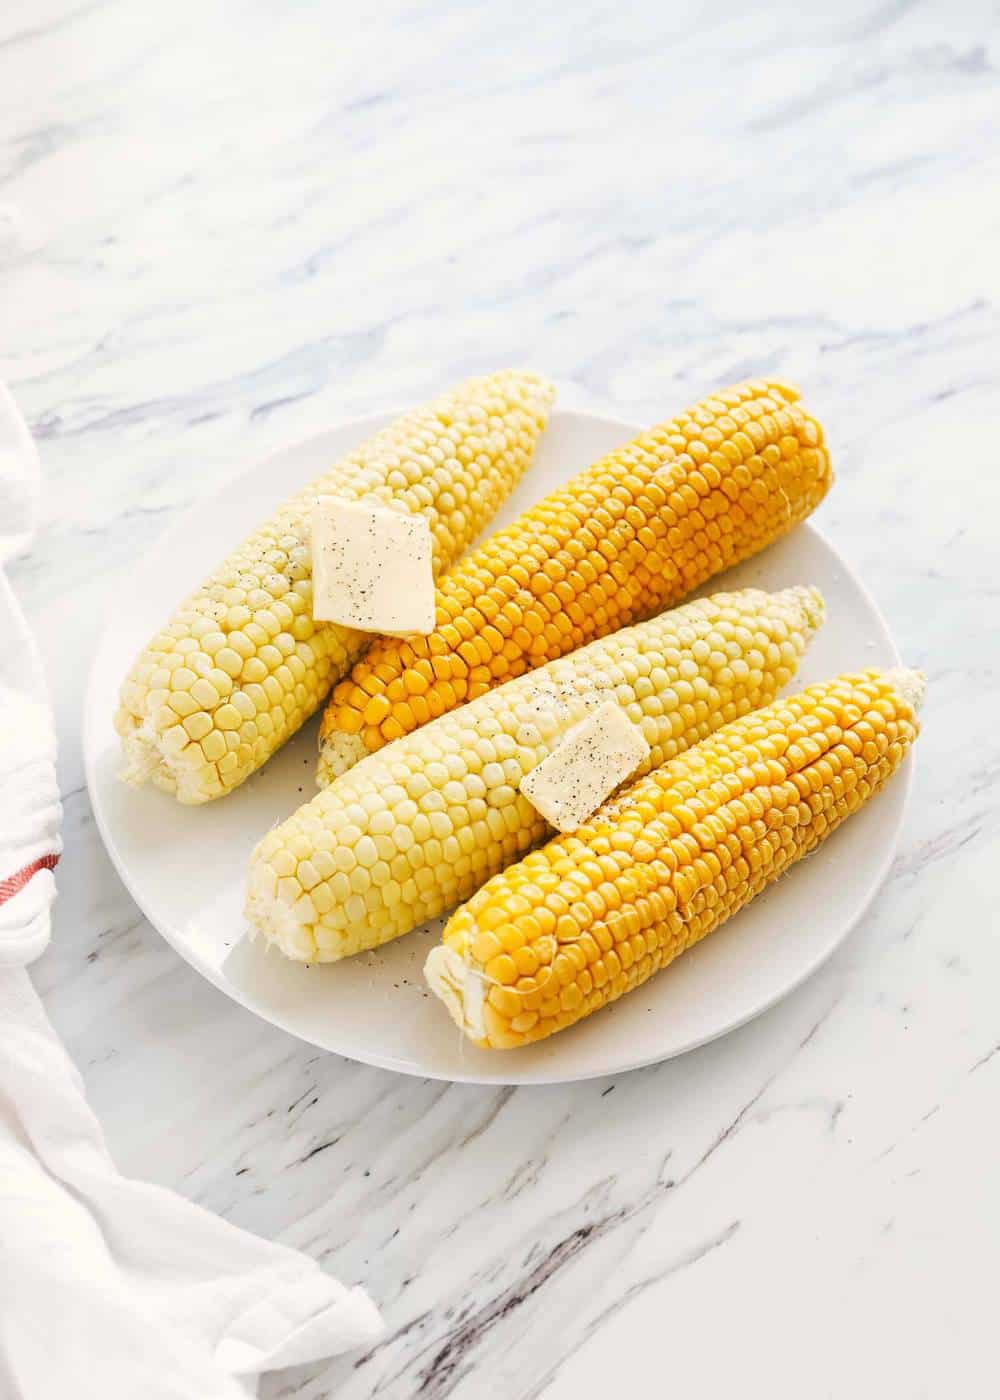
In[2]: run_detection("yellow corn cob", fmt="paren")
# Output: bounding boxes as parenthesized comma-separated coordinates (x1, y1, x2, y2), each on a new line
(115, 371, 554, 803)
(246, 585, 824, 961)
(318, 378, 832, 782)
(427, 668, 922, 1050)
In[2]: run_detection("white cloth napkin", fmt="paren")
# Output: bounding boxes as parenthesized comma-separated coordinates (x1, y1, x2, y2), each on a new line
(0, 384, 60, 968)
(0, 384, 383, 1398)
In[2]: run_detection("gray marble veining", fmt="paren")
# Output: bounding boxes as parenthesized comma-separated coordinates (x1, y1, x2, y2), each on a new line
(3, 0, 998, 1395)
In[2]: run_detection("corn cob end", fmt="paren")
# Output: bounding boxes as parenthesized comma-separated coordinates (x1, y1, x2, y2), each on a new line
(116, 712, 211, 804)
(316, 726, 368, 785)
(424, 945, 489, 1044)
(245, 852, 317, 961)
(117, 720, 160, 785)
(883, 666, 925, 711)
(788, 582, 825, 633)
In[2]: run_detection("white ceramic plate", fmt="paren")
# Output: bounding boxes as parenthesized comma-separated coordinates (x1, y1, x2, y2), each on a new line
(85, 408, 911, 1084)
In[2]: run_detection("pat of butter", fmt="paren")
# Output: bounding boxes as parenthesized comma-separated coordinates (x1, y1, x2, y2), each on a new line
(520, 701, 650, 833)
(310, 496, 435, 635)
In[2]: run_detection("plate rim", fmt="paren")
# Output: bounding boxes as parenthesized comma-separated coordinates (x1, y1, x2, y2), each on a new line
(83, 407, 912, 1084)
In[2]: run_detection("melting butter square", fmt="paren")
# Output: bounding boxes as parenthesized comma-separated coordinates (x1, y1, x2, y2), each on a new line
(310, 496, 435, 635)
(520, 701, 650, 833)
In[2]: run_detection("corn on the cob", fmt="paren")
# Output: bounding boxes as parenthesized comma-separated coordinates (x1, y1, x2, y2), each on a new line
(115, 371, 554, 803)
(427, 669, 922, 1050)
(246, 585, 824, 961)
(318, 378, 832, 782)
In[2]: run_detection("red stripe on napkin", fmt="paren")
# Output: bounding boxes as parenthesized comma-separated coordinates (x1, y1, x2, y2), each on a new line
(0, 853, 60, 907)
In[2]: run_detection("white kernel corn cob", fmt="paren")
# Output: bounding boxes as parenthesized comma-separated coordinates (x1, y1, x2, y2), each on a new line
(246, 586, 824, 961)
(115, 371, 555, 803)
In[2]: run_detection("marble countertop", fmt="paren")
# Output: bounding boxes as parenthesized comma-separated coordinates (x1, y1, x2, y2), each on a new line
(4, 1, 998, 1395)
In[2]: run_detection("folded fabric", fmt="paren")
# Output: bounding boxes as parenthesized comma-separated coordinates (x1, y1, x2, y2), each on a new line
(0, 971, 383, 1399)
(0, 383, 61, 967)
(0, 382, 383, 1396)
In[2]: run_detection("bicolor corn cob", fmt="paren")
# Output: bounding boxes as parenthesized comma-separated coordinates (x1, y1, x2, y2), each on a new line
(245, 586, 824, 961)
(426, 669, 922, 1049)
(318, 378, 832, 782)
(115, 371, 554, 803)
